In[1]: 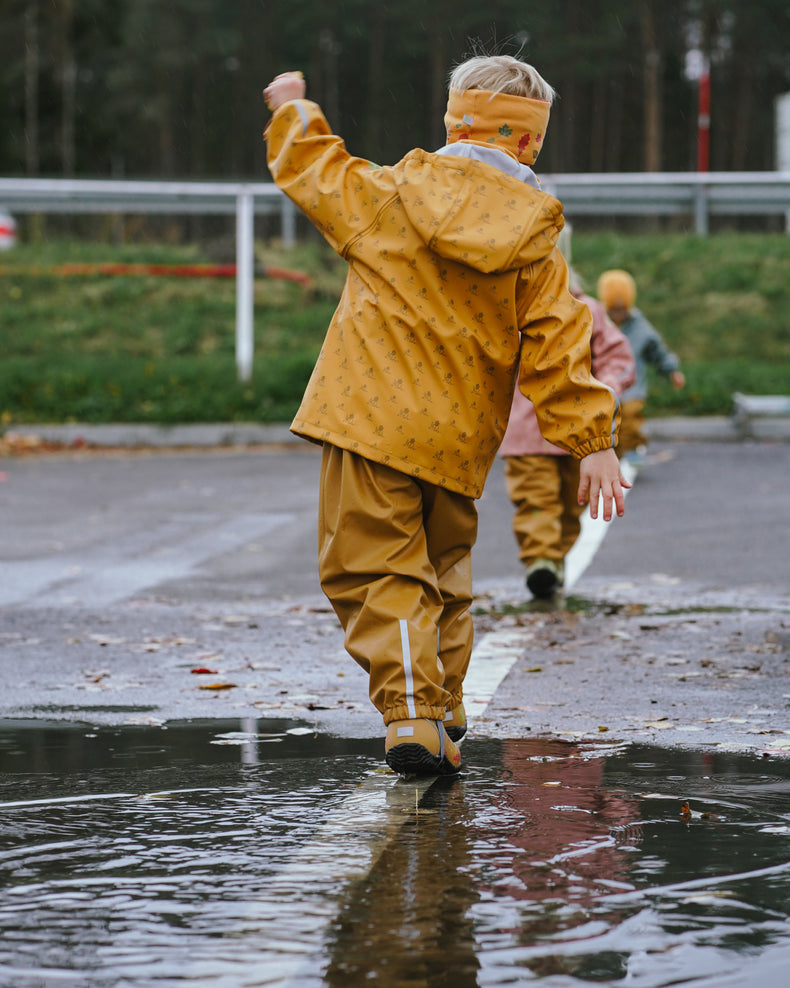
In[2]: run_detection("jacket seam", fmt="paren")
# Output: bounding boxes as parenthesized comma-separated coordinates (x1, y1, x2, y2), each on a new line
(340, 190, 400, 260)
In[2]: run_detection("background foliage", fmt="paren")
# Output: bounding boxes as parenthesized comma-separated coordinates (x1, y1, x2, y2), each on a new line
(2, 0, 790, 180)
(2, 234, 789, 424)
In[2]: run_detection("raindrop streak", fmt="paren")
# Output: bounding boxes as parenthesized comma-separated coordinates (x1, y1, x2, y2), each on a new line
(1, 721, 790, 986)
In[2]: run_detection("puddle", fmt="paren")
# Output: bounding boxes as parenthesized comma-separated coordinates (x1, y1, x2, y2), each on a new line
(1, 722, 790, 986)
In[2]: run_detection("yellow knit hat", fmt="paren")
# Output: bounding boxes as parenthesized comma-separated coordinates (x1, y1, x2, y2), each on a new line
(444, 88, 551, 165)
(597, 269, 636, 309)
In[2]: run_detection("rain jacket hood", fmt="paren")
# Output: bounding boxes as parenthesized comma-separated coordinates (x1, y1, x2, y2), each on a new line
(393, 148, 562, 274)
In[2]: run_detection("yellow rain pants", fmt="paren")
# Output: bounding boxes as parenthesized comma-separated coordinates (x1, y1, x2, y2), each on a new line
(503, 454, 583, 565)
(616, 399, 647, 455)
(317, 444, 478, 725)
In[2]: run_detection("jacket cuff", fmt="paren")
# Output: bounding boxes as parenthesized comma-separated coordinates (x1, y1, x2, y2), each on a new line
(571, 435, 617, 459)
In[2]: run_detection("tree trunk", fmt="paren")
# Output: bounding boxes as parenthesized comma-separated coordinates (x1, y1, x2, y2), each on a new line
(24, 0, 39, 176)
(590, 75, 607, 172)
(642, 4, 661, 172)
(607, 76, 624, 171)
(428, 5, 448, 152)
(60, 0, 76, 175)
(364, 4, 386, 155)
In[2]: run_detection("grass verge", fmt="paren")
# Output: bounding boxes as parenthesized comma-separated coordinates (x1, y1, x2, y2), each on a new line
(1, 232, 789, 424)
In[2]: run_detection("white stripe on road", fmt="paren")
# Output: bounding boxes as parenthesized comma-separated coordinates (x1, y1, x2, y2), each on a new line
(463, 626, 527, 717)
(0, 513, 293, 607)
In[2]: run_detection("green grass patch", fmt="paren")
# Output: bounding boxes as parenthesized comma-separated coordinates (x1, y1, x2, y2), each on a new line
(1, 240, 342, 424)
(1, 232, 789, 424)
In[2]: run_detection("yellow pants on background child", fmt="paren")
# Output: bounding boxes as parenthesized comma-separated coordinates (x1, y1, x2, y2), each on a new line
(616, 399, 647, 457)
(504, 454, 584, 568)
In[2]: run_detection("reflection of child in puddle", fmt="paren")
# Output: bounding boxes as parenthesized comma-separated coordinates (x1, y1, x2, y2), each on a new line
(322, 740, 639, 984)
(499, 738, 638, 894)
(484, 738, 640, 978)
(323, 777, 480, 986)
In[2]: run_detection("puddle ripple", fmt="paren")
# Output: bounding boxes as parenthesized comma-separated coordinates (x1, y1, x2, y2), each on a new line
(1, 722, 790, 986)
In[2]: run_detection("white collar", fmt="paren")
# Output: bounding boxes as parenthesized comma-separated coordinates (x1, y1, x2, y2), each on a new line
(434, 142, 541, 188)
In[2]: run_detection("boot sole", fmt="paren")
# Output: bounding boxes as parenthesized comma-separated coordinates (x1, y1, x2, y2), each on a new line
(385, 742, 461, 778)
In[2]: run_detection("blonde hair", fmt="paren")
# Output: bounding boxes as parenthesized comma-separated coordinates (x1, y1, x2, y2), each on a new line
(449, 54, 556, 103)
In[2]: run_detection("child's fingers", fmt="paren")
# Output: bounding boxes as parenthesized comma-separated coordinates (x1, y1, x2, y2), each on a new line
(577, 474, 592, 510)
(589, 484, 602, 520)
(602, 479, 627, 520)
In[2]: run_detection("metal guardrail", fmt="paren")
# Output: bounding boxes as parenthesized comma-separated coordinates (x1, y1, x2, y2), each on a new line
(0, 178, 298, 382)
(541, 171, 790, 235)
(0, 177, 293, 219)
(4, 172, 790, 229)
(732, 392, 790, 439)
(2, 172, 789, 379)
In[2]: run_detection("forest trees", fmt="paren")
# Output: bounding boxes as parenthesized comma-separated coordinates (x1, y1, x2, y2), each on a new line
(1, 0, 788, 180)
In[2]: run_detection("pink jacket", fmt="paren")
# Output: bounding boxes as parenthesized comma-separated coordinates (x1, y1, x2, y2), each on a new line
(499, 293, 635, 457)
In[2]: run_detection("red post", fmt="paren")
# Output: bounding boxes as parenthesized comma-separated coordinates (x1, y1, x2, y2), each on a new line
(697, 71, 710, 172)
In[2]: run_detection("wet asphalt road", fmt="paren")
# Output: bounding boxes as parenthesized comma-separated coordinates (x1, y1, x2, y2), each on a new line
(1, 437, 788, 756)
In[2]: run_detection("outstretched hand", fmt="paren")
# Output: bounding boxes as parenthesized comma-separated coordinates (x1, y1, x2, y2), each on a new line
(263, 71, 306, 112)
(577, 448, 631, 521)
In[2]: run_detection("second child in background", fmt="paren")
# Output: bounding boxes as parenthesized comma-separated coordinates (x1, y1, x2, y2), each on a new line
(499, 270, 636, 598)
(597, 269, 685, 463)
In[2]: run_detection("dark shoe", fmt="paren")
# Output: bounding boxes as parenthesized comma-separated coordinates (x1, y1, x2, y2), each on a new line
(385, 718, 462, 777)
(526, 558, 562, 598)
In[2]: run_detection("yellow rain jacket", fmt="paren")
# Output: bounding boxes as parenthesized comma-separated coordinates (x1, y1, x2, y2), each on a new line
(265, 99, 618, 498)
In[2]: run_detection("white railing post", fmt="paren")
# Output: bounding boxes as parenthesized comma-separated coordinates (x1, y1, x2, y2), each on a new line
(235, 188, 254, 382)
(694, 180, 709, 235)
(282, 197, 296, 248)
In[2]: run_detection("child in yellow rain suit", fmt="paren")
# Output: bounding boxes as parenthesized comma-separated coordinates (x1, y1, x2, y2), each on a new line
(263, 54, 629, 778)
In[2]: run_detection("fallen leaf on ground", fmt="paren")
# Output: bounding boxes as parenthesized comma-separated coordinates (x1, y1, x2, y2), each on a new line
(681, 800, 720, 822)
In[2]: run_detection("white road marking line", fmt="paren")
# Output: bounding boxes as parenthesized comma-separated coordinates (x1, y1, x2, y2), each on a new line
(463, 626, 527, 716)
(0, 513, 293, 607)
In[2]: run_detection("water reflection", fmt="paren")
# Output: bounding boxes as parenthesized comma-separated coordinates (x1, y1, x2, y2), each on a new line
(1, 721, 789, 986)
(323, 739, 790, 986)
(325, 776, 480, 987)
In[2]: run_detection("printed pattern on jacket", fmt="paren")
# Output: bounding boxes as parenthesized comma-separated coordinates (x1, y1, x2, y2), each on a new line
(265, 100, 619, 498)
